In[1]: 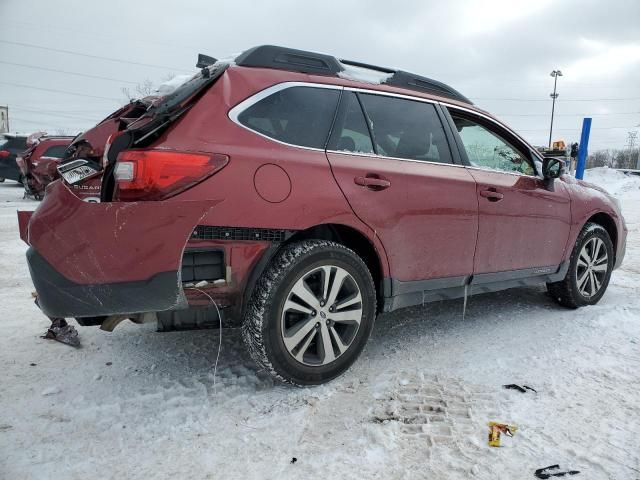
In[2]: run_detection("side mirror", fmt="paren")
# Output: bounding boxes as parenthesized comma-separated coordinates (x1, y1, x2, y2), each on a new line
(542, 157, 564, 191)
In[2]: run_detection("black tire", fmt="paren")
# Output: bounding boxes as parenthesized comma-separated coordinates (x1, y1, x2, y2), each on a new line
(0, 177, 5, 182)
(547, 222, 614, 308)
(242, 240, 376, 386)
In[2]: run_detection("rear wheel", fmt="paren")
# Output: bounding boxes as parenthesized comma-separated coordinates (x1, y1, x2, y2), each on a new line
(242, 240, 376, 385)
(547, 223, 614, 308)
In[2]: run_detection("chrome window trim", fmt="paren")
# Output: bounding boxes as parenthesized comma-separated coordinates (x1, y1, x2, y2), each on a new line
(344, 86, 438, 106)
(228, 81, 543, 178)
(326, 149, 465, 169)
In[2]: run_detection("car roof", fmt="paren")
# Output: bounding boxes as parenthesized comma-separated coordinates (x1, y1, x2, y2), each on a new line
(233, 45, 472, 105)
(227, 63, 492, 119)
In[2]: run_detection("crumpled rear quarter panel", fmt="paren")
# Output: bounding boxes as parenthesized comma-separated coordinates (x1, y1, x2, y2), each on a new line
(28, 181, 217, 285)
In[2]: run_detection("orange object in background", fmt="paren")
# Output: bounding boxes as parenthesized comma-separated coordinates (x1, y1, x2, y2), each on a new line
(552, 140, 566, 151)
(488, 422, 518, 447)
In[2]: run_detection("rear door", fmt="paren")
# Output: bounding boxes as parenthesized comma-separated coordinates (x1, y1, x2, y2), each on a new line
(446, 108, 571, 274)
(326, 91, 478, 285)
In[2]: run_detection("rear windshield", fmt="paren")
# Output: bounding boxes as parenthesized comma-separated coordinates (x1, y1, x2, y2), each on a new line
(145, 62, 230, 117)
(42, 145, 69, 158)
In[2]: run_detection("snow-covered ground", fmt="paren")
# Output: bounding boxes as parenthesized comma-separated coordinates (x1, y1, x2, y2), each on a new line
(1, 168, 639, 479)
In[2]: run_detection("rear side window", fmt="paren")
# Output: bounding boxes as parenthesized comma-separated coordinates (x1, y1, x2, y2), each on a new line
(42, 145, 68, 158)
(237, 86, 340, 149)
(359, 94, 452, 163)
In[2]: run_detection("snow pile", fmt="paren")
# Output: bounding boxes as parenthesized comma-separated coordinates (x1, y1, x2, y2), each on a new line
(583, 166, 640, 197)
(155, 74, 194, 95)
(338, 63, 394, 85)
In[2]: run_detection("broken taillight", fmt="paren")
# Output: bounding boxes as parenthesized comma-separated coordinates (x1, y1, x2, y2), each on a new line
(58, 159, 102, 185)
(113, 150, 229, 201)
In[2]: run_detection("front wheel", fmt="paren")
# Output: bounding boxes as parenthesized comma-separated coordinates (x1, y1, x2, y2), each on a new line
(242, 240, 377, 386)
(547, 223, 614, 308)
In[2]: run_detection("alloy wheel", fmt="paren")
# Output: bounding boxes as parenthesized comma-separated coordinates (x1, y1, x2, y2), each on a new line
(281, 265, 363, 366)
(576, 237, 609, 298)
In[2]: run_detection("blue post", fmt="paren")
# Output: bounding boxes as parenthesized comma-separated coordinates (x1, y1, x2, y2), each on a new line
(575, 118, 592, 180)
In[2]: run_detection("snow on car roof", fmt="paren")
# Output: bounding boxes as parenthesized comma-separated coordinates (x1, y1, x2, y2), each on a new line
(337, 63, 394, 85)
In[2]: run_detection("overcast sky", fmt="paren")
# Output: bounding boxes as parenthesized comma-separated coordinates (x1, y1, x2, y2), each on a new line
(1, 0, 639, 150)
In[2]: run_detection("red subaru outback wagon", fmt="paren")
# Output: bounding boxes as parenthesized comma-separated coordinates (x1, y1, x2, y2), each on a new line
(19, 46, 626, 385)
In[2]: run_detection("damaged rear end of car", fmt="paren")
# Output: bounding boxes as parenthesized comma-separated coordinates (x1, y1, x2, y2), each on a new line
(19, 57, 233, 330)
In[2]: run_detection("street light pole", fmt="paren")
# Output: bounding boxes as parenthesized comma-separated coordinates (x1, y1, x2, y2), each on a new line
(549, 69, 562, 149)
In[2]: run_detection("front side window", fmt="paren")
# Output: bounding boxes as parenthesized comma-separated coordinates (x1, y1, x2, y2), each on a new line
(451, 115, 535, 176)
(358, 93, 452, 163)
(237, 86, 340, 149)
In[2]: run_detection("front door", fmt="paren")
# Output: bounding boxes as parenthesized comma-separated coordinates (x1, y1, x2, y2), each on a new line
(326, 91, 478, 284)
(447, 110, 571, 274)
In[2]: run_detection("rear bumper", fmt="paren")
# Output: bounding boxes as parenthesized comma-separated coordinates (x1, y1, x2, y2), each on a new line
(27, 247, 186, 317)
(23, 181, 218, 318)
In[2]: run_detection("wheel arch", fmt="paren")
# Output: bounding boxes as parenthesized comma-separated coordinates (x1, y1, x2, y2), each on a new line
(286, 224, 385, 310)
(585, 212, 617, 259)
(240, 223, 387, 319)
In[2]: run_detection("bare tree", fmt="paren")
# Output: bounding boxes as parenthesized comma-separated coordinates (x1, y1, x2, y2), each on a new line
(121, 79, 157, 102)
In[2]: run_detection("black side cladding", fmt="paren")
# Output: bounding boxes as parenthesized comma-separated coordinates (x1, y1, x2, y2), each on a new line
(191, 225, 291, 242)
(27, 248, 186, 318)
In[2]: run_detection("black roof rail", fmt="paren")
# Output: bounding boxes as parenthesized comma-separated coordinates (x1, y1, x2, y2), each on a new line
(235, 45, 344, 76)
(234, 45, 471, 104)
(339, 59, 395, 74)
(385, 71, 471, 104)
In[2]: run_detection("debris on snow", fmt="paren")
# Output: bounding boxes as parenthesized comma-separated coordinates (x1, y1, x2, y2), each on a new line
(503, 384, 537, 393)
(488, 422, 517, 447)
(535, 464, 580, 478)
(290, 457, 297, 464)
(42, 318, 80, 348)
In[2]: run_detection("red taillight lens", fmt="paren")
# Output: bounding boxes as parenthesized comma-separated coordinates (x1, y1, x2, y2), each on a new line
(0, 150, 10, 158)
(114, 150, 229, 201)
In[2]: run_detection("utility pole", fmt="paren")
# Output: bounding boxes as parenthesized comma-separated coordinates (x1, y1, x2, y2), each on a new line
(627, 131, 638, 169)
(549, 70, 563, 149)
